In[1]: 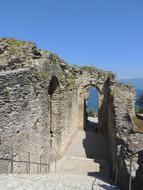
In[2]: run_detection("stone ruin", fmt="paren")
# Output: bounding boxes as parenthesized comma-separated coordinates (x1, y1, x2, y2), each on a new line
(0, 38, 143, 190)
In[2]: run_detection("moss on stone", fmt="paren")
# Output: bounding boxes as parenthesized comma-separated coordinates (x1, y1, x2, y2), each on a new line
(9, 47, 21, 55)
(81, 66, 97, 72)
(108, 72, 115, 79)
(24, 70, 49, 86)
(25, 76, 33, 84)
(66, 74, 76, 91)
(5, 38, 26, 47)
(32, 70, 49, 79)
(26, 59, 33, 66)
(49, 53, 61, 64)
(110, 88, 117, 97)
(39, 71, 49, 79)
(4, 89, 10, 97)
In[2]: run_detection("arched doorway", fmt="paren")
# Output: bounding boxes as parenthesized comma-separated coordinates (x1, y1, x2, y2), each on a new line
(86, 87, 99, 131)
(60, 83, 111, 180)
(78, 82, 109, 134)
(78, 84, 101, 131)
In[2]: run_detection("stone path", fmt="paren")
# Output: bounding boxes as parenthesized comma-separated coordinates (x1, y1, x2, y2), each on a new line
(59, 130, 111, 180)
(0, 173, 119, 190)
(65, 130, 110, 159)
(0, 130, 119, 189)
(58, 156, 110, 181)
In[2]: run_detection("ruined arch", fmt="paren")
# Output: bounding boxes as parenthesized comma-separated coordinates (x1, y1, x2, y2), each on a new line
(78, 84, 99, 130)
(78, 81, 109, 134)
(81, 84, 102, 96)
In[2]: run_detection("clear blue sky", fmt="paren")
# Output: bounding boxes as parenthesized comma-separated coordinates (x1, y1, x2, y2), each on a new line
(0, 0, 143, 79)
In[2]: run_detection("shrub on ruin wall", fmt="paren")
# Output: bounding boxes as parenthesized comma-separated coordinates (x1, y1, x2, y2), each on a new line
(87, 108, 96, 117)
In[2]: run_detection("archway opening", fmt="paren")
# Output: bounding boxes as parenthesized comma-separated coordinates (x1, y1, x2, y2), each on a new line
(61, 84, 111, 181)
(86, 87, 99, 131)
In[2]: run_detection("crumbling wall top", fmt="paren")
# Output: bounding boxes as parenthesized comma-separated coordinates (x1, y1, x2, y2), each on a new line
(0, 38, 117, 93)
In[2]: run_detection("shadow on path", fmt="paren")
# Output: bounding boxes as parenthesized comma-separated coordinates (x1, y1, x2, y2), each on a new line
(83, 120, 111, 182)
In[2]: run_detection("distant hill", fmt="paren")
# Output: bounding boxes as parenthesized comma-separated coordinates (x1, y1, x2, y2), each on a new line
(120, 78, 143, 89)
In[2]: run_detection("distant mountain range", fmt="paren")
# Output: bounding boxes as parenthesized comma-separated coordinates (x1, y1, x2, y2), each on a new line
(120, 78, 143, 89)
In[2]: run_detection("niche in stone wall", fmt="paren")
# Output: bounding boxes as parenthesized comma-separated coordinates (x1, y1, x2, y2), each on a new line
(86, 87, 99, 130)
(48, 76, 59, 96)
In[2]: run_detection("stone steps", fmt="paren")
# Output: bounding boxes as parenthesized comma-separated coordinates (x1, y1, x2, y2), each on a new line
(58, 156, 110, 181)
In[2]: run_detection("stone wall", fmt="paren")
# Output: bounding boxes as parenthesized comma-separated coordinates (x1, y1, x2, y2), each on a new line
(135, 150, 143, 190)
(108, 83, 143, 190)
(0, 68, 50, 172)
(0, 38, 77, 172)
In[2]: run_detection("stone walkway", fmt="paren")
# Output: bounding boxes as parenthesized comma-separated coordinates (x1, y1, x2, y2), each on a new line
(65, 130, 110, 159)
(59, 130, 111, 181)
(0, 174, 119, 190)
(0, 130, 119, 190)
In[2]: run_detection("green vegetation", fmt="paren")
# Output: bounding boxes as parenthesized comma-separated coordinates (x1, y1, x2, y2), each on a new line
(49, 52, 61, 64)
(108, 72, 115, 79)
(110, 88, 116, 97)
(5, 38, 26, 46)
(39, 71, 49, 79)
(26, 59, 33, 66)
(138, 108, 143, 114)
(25, 70, 49, 86)
(66, 74, 75, 91)
(87, 108, 96, 117)
(133, 116, 143, 132)
(9, 47, 21, 55)
(34, 70, 48, 79)
(31, 70, 49, 79)
(81, 66, 97, 72)
(4, 89, 10, 97)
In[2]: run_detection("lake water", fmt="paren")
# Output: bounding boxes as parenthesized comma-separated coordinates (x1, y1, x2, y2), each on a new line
(87, 88, 98, 112)
(136, 89, 143, 110)
(87, 87, 143, 112)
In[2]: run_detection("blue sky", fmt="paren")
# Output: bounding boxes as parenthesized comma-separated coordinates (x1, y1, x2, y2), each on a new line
(0, 0, 143, 79)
